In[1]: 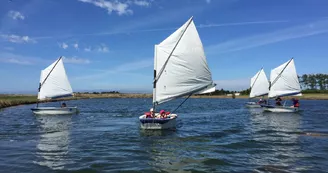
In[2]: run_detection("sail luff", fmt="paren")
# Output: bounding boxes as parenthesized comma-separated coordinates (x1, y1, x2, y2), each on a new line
(270, 58, 293, 89)
(153, 45, 158, 112)
(268, 58, 301, 98)
(38, 57, 73, 100)
(249, 68, 262, 98)
(38, 56, 62, 93)
(154, 17, 215, 105)
(249, 68, 269, 98)
(250, 68, 262, 89)
(153, 16, 193, 85)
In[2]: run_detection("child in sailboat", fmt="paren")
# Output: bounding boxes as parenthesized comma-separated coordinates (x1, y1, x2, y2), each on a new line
(61, 103, 67, 108)
(145, 108, 154, 118)
(160, 110, 167, 119)
(291, 98, 300, 108)
(275, 97, 282, 106)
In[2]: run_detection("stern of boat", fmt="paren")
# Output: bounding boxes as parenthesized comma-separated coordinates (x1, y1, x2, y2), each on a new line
(139, 114, 178, 130)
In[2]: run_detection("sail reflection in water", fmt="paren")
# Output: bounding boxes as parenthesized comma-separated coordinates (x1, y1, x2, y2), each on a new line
(139, 130, 183, 172)
(140, 130, 214, 173)
(249, 112, 310, 172)
(34, 115, 73, 170)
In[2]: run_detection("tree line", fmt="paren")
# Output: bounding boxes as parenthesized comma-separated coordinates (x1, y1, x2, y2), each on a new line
(75, 91, 120, 94)
(239, 73, 328, 95)
(200, 73, 328, 96)
(299, 74, 328, 92)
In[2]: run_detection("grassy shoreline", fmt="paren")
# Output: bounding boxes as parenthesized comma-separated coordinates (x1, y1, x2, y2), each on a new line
(1, 93, 328, 109)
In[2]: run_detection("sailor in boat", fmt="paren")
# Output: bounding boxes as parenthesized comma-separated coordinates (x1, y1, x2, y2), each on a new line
(275, 97, 282, 106)
(145, 108, 154, 118)
(159, 110, 170, 119)
(258, 99, 263, 104)
(61, 103, 67, 108)
(291, 98, 300, 108)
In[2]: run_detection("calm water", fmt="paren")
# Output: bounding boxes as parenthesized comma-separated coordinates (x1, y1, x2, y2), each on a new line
(1, 98, 328, 173)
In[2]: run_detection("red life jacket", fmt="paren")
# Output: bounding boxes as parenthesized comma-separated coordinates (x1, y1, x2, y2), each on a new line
(145, 112, 152, 118)
(294, 102, 300, 107)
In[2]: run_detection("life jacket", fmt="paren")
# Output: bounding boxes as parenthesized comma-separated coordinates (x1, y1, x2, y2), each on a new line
(294, 101, 300, 107)
(145, 112, 152, 118)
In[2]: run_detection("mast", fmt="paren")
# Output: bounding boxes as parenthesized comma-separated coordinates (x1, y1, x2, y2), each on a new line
(152, 45, 157, 115)
(153, 17, 193, 109)
(37, 56, 63, 107)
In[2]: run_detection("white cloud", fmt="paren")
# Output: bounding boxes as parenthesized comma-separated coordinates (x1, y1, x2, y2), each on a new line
(73, 43, 79, 50)
(78, 0, 133, 15)
(97, 44, 109, 52)
(214, 78, 250, 91)
(8, 11, 25, 20)
(206, 19, 328, 54)
(0, 34, 36, 43)
(133, 0, 150, 7)
(0, 52, 34, 65)
(63, 56, 91, 64)
(84, 47, 91, 52)
(198, 20, 288, 28)
(3, 47, 14, 51)
(32, 5, 204, 40)
(75, 58, 152, 80)
(59, 42, 68, 49)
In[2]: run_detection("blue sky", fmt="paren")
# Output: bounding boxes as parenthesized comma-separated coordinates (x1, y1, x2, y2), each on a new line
(1, 0, 328, 93)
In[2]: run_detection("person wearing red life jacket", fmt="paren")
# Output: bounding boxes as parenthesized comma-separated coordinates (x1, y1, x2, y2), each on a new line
(160, 110, 167, 119)
(291, 98, 300, 108)
(145, 108, 154, 118)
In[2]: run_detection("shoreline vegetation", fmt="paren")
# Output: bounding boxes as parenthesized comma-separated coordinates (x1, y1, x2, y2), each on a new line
(1, 92, 328, 109)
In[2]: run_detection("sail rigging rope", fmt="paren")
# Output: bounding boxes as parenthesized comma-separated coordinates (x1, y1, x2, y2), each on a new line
(171, 93, 193, 113)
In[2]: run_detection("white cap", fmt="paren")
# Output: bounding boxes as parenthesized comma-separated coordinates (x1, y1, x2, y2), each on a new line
(150, 108, 154, 112)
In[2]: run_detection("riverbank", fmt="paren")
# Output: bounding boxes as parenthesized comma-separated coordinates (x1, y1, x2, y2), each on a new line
(1, 93, 328, 109)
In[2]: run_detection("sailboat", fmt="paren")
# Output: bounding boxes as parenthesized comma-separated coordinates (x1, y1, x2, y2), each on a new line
(31, 56, 78, 115)
(261, 58, 302, 112)
(139, 16, 216, 130)
(245, 68, 269, 108)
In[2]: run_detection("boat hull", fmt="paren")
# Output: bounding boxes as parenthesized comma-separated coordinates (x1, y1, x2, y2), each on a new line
(31, 107, 78, 115)
(261, 105, 299, 113)
(245, 102, 262, 108)
(139, 114, 177, 130)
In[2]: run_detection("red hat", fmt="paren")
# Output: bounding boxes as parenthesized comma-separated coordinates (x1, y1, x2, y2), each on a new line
(160, 110, 165, 114)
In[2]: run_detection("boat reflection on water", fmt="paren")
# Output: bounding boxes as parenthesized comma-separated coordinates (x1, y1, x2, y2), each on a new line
(139, 130, 186, 172)
(139, 129, 212, 173)
(33, 115, 73, 170)
(249, 111, 310, 172)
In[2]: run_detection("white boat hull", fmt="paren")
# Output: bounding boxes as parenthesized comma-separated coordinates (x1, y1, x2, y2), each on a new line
(245, 102, 262, 108)
(31, 107, 78, 115)
(139, 114, 177, 130)
(262, 105, 299, 113)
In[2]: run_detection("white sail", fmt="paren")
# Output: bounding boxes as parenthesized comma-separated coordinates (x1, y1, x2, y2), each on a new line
(38, 57, 73, 100)
(249, 68, 269, 98)
(268, 58, 301, 98)
(153, 17, 215, 105)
